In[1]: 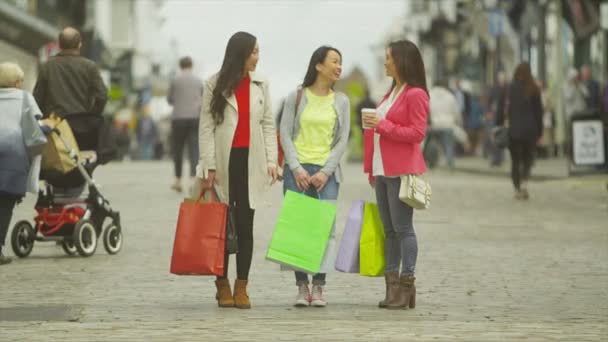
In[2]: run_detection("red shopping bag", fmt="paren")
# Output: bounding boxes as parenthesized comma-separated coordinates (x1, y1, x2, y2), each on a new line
(170, 186, 227, 276)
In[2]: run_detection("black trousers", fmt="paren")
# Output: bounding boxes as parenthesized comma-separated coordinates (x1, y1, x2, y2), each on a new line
(171, 119, 199, 178)
(219, 148, 255, 280)
(508, 139, 536, 190)
(0, 193, 20, 250)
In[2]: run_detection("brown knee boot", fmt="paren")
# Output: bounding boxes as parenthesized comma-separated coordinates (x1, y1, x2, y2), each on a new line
(379, 272, 399, 308)
(233, 279, 251, 309)
(215, 278, 235, 307)
(387, 275, 416, 310)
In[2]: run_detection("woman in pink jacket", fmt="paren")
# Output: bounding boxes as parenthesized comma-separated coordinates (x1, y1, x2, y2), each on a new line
(362, 40, 429, 310)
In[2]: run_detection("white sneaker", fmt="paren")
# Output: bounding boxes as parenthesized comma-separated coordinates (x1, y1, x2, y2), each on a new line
(294, 284, 310, 307)
(310, 285, 327, 307)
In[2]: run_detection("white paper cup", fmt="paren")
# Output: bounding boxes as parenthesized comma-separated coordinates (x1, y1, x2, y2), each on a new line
(361, 108, 376, 129)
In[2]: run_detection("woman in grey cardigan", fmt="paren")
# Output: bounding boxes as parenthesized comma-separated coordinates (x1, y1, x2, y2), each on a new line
(0, 62, 47, 265)
(280, 46, 350, 307)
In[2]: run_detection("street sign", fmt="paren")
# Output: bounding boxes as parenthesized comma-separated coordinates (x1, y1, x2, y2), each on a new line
(572, 120, 605, 165)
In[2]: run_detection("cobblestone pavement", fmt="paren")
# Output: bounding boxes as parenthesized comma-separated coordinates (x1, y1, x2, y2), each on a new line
(1, 161, 606, 341)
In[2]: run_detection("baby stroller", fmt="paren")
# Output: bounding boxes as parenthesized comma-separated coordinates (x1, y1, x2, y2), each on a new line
(11, 114, 123, 258)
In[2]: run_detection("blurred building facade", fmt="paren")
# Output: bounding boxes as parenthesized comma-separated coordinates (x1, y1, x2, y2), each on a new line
(0, 0, 173, 102)
(372, 0, 607, 156)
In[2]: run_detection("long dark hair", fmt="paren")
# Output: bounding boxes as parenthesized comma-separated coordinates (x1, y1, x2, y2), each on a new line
(513, 62, 539, 98)
(210, 31, 256, 124)
(388, 40, 428, 95)
(302, 46, 342, 88)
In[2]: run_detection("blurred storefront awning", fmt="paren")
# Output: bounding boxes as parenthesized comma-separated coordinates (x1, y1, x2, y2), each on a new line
(0, 2, 58, 56)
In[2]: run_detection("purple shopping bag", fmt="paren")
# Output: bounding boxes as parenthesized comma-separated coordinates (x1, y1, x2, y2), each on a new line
(335, 200, 365, 273)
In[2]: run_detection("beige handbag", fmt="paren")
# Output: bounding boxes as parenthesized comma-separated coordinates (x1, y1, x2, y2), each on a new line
(41, 114, 80, 174)
(399, 175, 431, 210)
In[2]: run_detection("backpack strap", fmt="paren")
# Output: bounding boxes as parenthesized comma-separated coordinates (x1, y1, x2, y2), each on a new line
(294, 86, 303, 115)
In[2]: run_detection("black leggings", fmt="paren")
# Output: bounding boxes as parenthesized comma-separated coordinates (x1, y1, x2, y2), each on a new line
(171, 119, 199, 178)
(0, 193, 20, 250)
(219, 148, 254, 280)
(508, 139, 536, 190)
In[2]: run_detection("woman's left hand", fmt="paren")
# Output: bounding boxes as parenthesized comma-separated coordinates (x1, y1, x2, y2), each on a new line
(363, 113, 381, 129)
(310, 172, 329, 192)
(268, 166, 278, 185)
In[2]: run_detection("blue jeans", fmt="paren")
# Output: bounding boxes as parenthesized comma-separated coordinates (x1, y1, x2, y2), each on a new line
(374, 176, 417, 275)
(283, 164, 339, 286)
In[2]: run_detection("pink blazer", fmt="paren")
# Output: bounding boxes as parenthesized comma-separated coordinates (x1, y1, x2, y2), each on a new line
(364, 85, 429, 178)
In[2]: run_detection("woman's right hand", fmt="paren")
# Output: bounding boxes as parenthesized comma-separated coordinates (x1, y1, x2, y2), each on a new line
(368, 174, 375, 189)
(202, 170, 216, 190)
(295, 169, 311, 191)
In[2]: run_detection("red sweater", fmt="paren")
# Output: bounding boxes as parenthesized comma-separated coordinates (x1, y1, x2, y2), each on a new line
(232, 76, 250, 147)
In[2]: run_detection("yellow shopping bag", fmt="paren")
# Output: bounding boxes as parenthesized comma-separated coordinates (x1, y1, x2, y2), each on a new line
(359, 203, 385, 277)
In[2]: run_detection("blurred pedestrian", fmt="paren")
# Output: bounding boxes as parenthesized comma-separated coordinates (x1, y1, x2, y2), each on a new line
(363, 40, 429, 310)
(486, 71, 509, 166)
(450, 77, 473, 154)
(167, 56, 203, 192)
(500, 62, 543, 200)
(563, 69, 586, 120)
(198, 31, 278, 309)
(33, 26, 107, 150)
(0, 62, 47, 265)
(136, 106, 158, 160)
(580, 65, 600, 112)
(280, 46, 350, 307)
(355, 88, 376, 131)
(537, 80, 555, 158)
(428, 80, 467, 169)
(562, 69, 587, 156)
(466, 94, 484, 155)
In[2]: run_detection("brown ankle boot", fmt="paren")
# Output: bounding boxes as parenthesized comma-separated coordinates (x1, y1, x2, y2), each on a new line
(387, 275, 416, 310)
(379, 272, 399, 308)
(233, 279, 251, 309)
(215, 278, 235, 307)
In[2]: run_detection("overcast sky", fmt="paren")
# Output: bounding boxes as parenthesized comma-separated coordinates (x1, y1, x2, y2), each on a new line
(162, 0, 406, 107)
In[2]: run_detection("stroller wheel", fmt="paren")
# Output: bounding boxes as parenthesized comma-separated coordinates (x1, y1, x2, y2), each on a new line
(61, 240, 77, 256)
(73, 220, 98, 257)
(103, 224, 123, 255)
(10, 221, 35, 258)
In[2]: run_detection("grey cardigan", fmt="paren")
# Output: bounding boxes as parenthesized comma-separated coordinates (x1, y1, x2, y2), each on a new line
(280, 88, 350, 182)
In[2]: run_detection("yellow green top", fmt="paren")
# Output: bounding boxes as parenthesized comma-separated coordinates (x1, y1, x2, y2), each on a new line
(294, 88, 337, 166)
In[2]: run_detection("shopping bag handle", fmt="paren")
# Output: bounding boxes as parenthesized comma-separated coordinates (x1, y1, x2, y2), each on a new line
(195, 184, 218, 203)
(300, 186, 322, 200)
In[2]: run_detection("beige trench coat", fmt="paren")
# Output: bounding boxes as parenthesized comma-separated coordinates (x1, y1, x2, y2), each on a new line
(196, 72, 277, 209)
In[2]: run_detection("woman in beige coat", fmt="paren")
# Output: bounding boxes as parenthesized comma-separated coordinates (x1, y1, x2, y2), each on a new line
(198, 31, 278, 309)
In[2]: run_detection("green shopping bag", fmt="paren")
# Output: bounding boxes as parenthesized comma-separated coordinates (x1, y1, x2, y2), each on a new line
(266, 190, 336, 273)
(359, 203, 385, 277)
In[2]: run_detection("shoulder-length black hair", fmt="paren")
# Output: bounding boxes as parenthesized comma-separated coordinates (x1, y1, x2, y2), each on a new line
(388, 40, 428, 95)
(302, 46, 342, 88)
(210, 31, 256, 124)
(512, 62, 540, 98)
